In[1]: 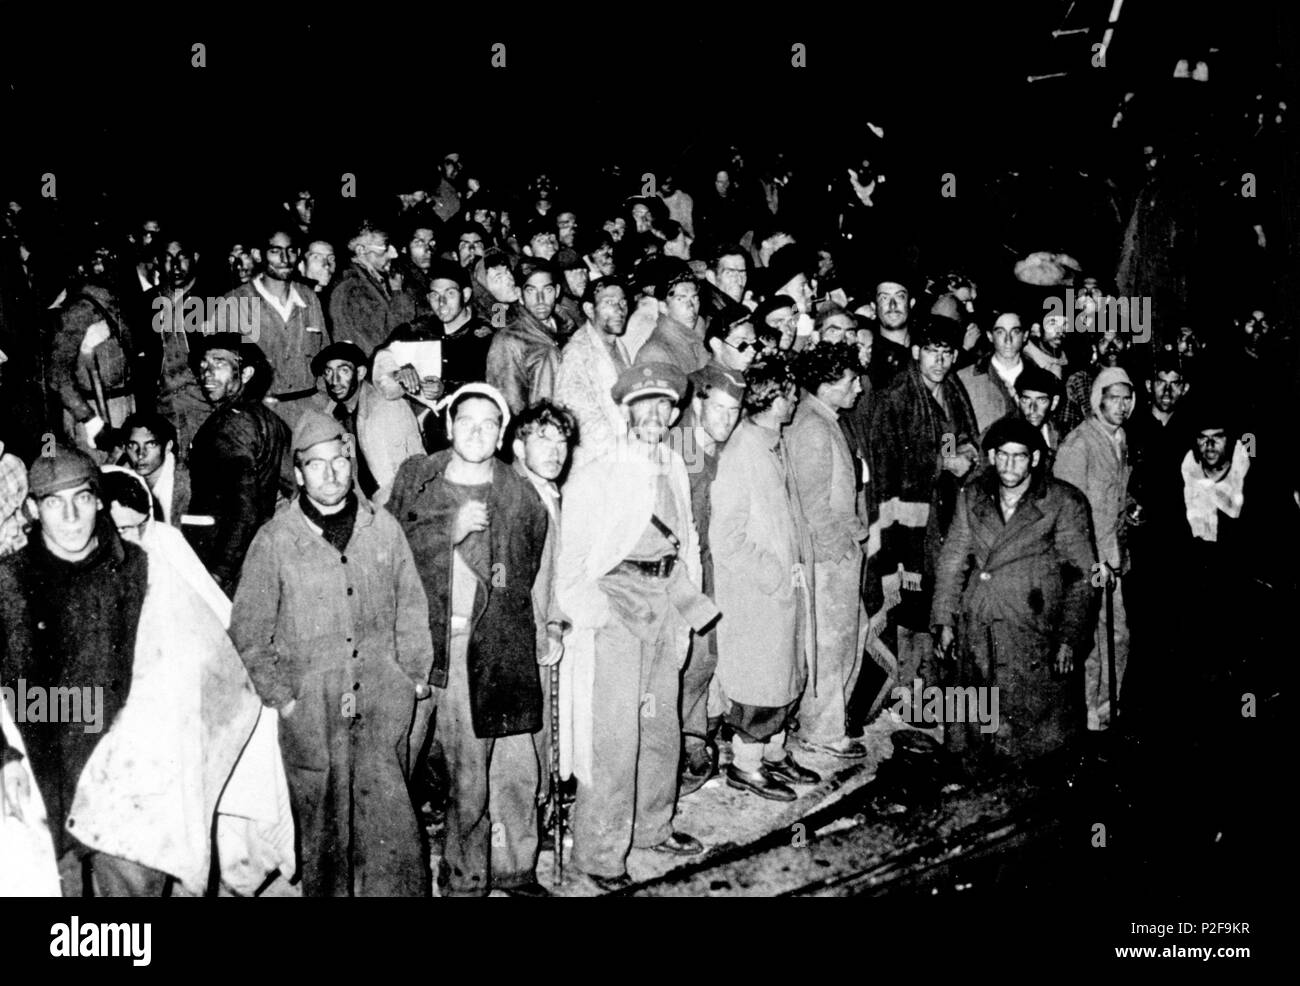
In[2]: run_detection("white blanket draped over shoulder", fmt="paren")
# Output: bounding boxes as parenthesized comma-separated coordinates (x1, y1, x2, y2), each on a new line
(65, 545, 268, 894)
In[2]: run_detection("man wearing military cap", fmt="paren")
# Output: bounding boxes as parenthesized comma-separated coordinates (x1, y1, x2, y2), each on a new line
(185, 334, 291, 593)
(931, 415, 1096, 764)
(230, 410, 436, 895)
(555, 361, 716, 891)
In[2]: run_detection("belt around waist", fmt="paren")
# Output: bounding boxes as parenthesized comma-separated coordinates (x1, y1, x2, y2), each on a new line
(615, 555, 678, 579)
(272, 387, 317, 401)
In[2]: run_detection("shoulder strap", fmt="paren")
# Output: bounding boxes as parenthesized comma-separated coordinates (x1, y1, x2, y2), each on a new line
(649, 513, 680, 552)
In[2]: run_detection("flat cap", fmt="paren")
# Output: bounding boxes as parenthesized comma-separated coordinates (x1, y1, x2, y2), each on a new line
(1014, 361, 1062, 398)
(689, 362, 746, 403)
(612, 362, 688, 405)
(291, 409, 346, 456)
(983, 415, 1047, 456)
(28, 445, 101, 499)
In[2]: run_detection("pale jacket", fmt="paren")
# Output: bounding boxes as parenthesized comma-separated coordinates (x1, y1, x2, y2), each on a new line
(788, 392, 869, 564)
(0, 700, 60, 896)
(556, 322, 629, 469)
(555, 439, 702, 784)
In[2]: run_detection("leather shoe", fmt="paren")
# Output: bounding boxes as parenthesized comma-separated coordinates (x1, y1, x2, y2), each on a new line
(500, 879, 552, 898)
(586, 871, 635, 893)
(725, 764, 796, 802)
(799, 736, 869, 760)
(762, 754, 821, 786)
(651, 831, 704, 856)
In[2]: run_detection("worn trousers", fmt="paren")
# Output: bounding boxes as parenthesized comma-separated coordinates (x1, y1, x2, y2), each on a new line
(572, 592, 682, 878)
(799, 555, 864, 744)
(680, 629, 720, 759)
(59, 849, 170, 897)
(436, 628, 540, 896)
(1085, 576, 1129, 731)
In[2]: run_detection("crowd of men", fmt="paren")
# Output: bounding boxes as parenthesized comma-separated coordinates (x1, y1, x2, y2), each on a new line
(0, 144, 1295, 897)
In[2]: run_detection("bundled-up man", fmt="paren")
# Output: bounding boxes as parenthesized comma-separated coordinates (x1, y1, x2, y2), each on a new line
(210, 226, 330, 432)
(789, 342, 870, 759)
(120, 411, 191, 526)
(1053, 366, 1134, 730)
(386, 383, 551, 898)
(868, 316, 980, 695)
(1012, 362, 1064, 471)
(931, 417, 1096, 764)
(634, 260, 710, 376)
(487, 258, 575, 416)
(555, 363, 716, 891)
(711, 355, 822, 802)
(329, 222, 418, 356)
(185, 335, 291, 594)
(677, 362, 745, 796)
(956, 310, 1028, 437)
(231, 411, 435, 896)
(556, 276, 633, 469)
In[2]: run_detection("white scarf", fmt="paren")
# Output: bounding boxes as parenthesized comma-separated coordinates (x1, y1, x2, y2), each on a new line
(1181, 442, 1249, 542)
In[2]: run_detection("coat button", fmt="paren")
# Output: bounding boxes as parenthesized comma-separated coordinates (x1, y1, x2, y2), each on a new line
(340, 555, 348, 564)
(352, 682, 360, 691)
(978, 572, 991, 581)
(352, 650, 359, 659)
(347, 586, 354, 596)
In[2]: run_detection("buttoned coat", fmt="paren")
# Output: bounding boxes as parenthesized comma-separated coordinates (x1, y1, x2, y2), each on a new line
(930, 469, 1097, 759)
(788, 392, 870, 564)
(710, 420, 816, 708)
(230, 495, 434, 896)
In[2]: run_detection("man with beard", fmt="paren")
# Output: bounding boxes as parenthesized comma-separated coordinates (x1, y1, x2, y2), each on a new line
(210, 226, 329, 432)
(869, 317, 980, 703)
(865, 276, 917, 390)
(231, 410, 435, 896)
(487, 258, 574, 416)
(1024, 308, 1070, 380)
(790, 342, 870, 759)
(145, 235, 215, 459)
(556, 277, 634, 469)
(931, 417, 1095, 765)
(1053, 366, 1135, 731)
(185, 335, 291, 594)
(392, 219, 441, 313)
(634, 261, 709, 375)
(387, 383, 550, 897)
(957, 310, 1029, 437)
(555, 364, 715, 891)
(329, 222, 418, 356)
(677, 363, 745, 796)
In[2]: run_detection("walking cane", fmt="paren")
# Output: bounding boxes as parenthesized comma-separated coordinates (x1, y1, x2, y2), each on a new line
(549, 662, 563, 885)
(1105, 578, 1119, 725)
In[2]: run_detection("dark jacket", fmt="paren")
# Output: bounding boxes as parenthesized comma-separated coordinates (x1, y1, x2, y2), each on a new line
(329, 263, 418, 356)
(0, 522, 147, 853)
(869, 363, 979, 629)
(386, 451, 549, 737)
(931, 468, 1097, 760)
(485, 304, 573, 415)
(50, 284, 144, 424)
(186, 397, 291, 592)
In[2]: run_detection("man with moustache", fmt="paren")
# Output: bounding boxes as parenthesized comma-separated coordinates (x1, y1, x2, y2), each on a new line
(555, 363, 715, 891)
(556, 277, 634, 468)
(231, 410, 435, 896)
(866, 275, 918, 390)
(209, 226, 329, 433)
(185, 335, 291, 594)
(932, 417, 1096, 764)
(1011, 362, 1065, 470)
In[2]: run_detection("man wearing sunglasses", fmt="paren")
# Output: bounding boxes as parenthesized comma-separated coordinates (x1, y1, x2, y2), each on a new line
(704, 303, 760, 377)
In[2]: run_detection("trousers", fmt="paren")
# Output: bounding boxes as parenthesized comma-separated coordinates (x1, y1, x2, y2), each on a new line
(798, 555, 864, 744)
(1085, 576, 1129, 730)
(572, 574, 683, 878)
(436, 628, 540, 896)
